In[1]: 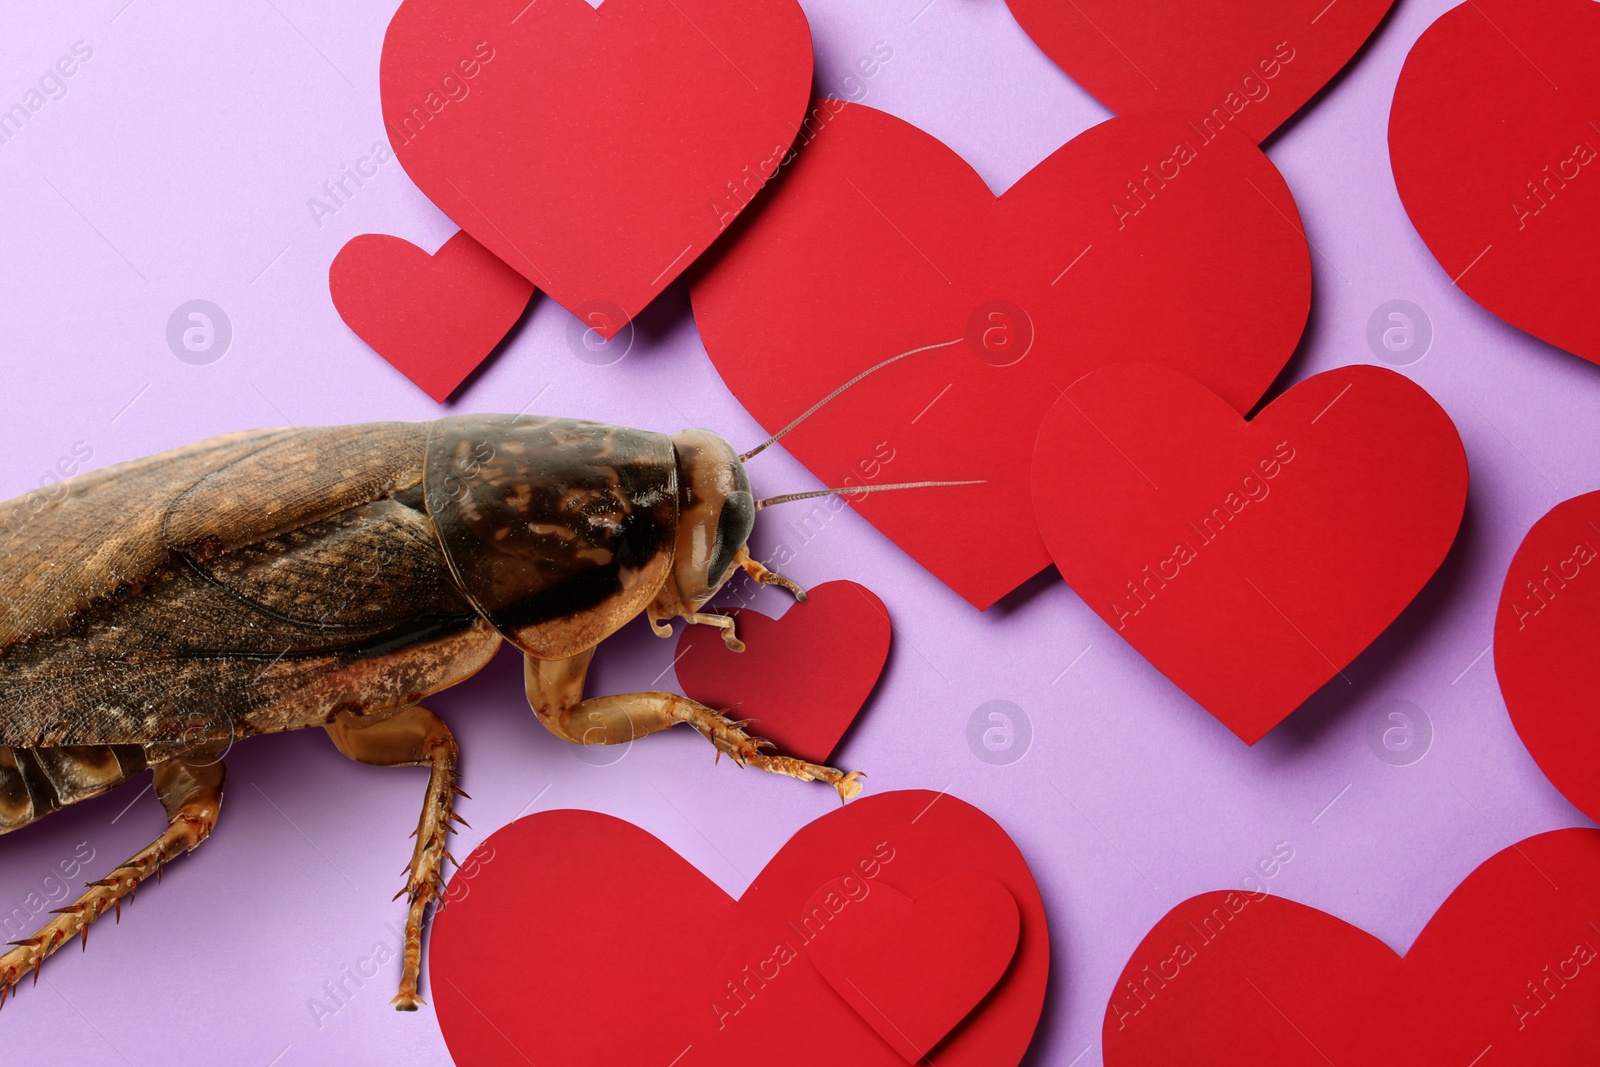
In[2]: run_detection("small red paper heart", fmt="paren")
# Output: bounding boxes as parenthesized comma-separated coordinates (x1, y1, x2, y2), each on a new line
(380, 0, 813, 334)
(692, 103, 1309, 610)
(1031, 363, 1467, 743)
(329, 231, 534, 403)
(675, 580, 890, 764)
(1390, 0, 1600, 364)
(430, 790, 1048, 1066)
(805, 875, 1020, 1064)
(1005, 0, 1395, 144)
(1495, 490, 1600, 824)
(1103, 829, 1600, 1064)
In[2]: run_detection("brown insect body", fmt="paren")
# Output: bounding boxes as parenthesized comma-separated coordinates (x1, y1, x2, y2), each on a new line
(0, 412, 854, 1008)
(425, 414, 681, 659)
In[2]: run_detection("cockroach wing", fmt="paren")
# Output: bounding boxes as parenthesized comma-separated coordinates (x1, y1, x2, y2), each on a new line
(0, 423, 499, 748)
(425, 414, 680, 659)
(161, 422, 430, 557)
(0, 423, 427, 648)
(0, 428, 294, 649)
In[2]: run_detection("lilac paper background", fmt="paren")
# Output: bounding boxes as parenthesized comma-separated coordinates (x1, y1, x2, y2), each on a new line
(0, 1, 1595, 1063)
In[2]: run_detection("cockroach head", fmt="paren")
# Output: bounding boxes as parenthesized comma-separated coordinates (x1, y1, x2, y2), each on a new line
(666, 428, 754, 606)
(654, 339, 987, 619)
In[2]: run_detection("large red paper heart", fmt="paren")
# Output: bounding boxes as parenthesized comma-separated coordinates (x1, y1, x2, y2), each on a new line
(805, 875, 1019, 1063)
(379, 0, 812, 334)
(1390, 0, 1600, 364)
(1031, 363, 1467, 743)
(329, 231, 534, 402)
(1495, 490, 1600, 824)
(691, 103, 1310, 610)
(1102, 828, 1600, 1064)
(1005, 0, 1395, 144)
(676, 580, 890, 764)
(430, 790, 1048, 1066)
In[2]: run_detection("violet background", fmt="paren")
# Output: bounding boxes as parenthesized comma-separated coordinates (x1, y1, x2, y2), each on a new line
(0, 1, 1596, 1063)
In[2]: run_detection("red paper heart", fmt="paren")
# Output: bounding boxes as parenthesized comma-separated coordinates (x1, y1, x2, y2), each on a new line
(1495, 490, 1600, 824)
(1031, 363, 1467, 743)
(1005, 0, 1395, 144)
(805, 875, 1019, 1064)
(1103, 828, 1600, 1064)
(1390, 0, 1600, 364)
(430, 790, 1048, 1066)
(675, 580, 890, 764)
(691, 103, 1309, 610)
(329, 231, 534, 403)
(379, 0, 812, 334)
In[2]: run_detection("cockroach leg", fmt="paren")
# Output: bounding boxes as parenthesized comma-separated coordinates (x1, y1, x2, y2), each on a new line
(676, 702, 866, 802)
(0, 750, 225, 1007)
(681, 612, 744, 652)
(525, 653, 864, 802)
(325, 704, 459, 1012)
(734, 547, 807, 602)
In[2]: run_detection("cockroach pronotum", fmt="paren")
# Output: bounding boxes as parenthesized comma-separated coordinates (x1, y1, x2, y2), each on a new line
(0, 340, 973, 1009)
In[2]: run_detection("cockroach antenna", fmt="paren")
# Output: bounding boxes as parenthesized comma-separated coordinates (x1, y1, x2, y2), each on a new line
(754, 479, 985, 511)
(738, 337, 966, 462)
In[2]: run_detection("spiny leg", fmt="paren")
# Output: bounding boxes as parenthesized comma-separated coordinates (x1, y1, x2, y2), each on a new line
(325, 704, 460, 1011)
(682, 542, 814, 649)
(525, 653, 863, 801)
(0, 750, 225, 1006)
(733, 546, 807, 601)
(682, 611, 744, 652)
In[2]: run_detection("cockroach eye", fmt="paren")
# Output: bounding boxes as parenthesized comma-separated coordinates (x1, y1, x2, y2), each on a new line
(666, 427, 753, 605)
(709, 490, 755, 591)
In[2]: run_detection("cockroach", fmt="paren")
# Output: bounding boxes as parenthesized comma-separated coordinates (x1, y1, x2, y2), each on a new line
(0, 340, 973, 1009)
